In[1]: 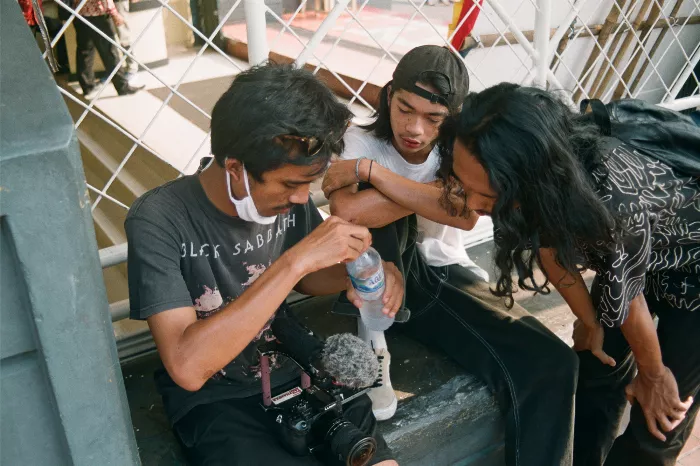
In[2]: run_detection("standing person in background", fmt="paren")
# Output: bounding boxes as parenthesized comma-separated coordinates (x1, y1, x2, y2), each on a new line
(114, 0, 140, 85)
(74, 0, 144, 99)
(323, 45, 579, 466)
(443, 82, 699, 466)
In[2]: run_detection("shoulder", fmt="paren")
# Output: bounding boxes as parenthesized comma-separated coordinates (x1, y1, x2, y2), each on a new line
(341, 126, 386, 161)
(126, 177, 192, 233)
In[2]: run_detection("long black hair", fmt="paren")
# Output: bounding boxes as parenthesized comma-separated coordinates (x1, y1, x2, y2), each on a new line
(363, 73, 460, 142)
(439, 83, 622, 307)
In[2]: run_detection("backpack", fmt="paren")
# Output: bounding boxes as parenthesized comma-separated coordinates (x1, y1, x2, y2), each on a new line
(578, 98, 700, 177)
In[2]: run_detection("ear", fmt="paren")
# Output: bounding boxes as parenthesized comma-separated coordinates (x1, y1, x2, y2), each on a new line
(225, 158, 244, 183)
(386, 84, 393, 108)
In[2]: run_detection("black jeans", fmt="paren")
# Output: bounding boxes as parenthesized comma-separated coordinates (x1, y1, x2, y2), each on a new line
(573, 283, 700, 466)
(74, 15, 129, 94)
(368, 215, 579, 466)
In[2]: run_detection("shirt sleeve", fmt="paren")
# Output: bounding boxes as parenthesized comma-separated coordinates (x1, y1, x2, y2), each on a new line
(594, 211, 653, 327)
(125, 216, 194, 320)
(340, 127, 377, 161)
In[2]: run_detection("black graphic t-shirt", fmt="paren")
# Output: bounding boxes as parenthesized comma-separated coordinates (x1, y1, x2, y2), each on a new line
(125, 175, 323, 424)
(579, 143, 700, 327)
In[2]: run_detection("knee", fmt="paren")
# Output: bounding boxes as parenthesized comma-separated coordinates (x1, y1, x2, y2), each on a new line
(533, 335, 579, 384)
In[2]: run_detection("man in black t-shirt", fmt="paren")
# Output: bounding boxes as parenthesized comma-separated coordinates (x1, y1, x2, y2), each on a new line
(125, 64, 402, 466)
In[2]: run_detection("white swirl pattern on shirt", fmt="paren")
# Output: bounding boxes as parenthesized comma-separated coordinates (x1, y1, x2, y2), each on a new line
(581, 144, 700, 327)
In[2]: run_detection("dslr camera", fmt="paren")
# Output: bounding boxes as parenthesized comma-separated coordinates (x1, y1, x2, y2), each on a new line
(258, 310, 378, 466)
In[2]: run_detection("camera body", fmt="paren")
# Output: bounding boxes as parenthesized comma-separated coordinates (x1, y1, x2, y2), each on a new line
(259, 348, 377, 466)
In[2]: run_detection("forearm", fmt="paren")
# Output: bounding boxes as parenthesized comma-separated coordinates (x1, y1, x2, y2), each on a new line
(167, 251, 305, 389)
(621, 294, 665, 376)
(295, 263, 348, 296)
(329, 185, 413, 228)
(365, 162, 478, 230)
(539, 248, 598, 328)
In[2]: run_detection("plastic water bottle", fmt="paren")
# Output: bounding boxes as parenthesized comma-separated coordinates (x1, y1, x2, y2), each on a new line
(346, 247, 395, 331)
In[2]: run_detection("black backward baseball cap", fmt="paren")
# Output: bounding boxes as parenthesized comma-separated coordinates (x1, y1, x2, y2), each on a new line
(392, 45, 469, 109)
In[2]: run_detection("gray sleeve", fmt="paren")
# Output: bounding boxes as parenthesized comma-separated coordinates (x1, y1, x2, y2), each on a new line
(125, 216, 194, 320)
(341, 127, 377, 161)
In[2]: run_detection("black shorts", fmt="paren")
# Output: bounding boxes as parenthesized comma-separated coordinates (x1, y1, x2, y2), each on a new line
(173, 388, 394, 466)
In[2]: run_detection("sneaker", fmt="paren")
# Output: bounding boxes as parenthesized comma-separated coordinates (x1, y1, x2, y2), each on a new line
(117, 83, 145, 96)
(83, 88, 100, 101)
(125, 72, 142, 87)
(368, 348, 397, 421)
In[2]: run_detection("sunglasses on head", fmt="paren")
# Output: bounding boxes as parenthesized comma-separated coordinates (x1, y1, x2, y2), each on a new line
(276, 120, 351, 157)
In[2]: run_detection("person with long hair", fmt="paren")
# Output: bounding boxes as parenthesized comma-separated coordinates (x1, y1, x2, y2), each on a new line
(323, 46, 579, 466)
(442, 82, 699, 466)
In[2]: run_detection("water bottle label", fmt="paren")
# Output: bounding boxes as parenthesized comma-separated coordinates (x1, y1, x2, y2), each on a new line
(350, 269, 385, 294)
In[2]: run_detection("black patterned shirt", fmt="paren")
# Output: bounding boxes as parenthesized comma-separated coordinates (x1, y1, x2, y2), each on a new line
(579, 143, 700, 327)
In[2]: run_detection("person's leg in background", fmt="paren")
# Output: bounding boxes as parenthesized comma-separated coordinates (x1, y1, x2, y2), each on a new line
(87, 15, 140, 96)
(114, 0, 139, 83)
(400, 257, 579, 466)
(603, 294, 700, 466)
(74, 19, 97, 95)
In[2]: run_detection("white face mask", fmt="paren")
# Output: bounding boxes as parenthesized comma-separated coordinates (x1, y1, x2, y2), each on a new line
(226, 164, 278, 225)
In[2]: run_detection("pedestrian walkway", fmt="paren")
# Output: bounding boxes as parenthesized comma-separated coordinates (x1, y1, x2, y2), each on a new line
(281, 6, 449, 57)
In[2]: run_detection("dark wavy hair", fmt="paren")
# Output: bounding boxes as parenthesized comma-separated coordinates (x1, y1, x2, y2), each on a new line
(438, 83, 622, 307)
(363, 73, 460, 142)
(211, 63, 352, 182)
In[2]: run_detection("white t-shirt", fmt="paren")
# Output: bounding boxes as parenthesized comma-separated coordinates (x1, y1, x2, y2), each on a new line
(340, 126, 488, 276)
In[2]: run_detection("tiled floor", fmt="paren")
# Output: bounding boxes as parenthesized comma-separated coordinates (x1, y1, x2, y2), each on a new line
(679, 418, 700, 465)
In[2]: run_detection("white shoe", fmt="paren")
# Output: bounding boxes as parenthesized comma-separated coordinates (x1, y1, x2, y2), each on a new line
(83, 88, 100, 101)
(126, 72, 143, 87)
(368, 348, 397, 421)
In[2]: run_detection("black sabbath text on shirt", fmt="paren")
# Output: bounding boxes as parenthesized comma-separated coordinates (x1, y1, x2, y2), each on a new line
(180, 213, 297, 259)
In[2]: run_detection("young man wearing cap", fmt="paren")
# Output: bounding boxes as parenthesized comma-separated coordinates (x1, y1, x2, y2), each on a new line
(323, 45, 579, 466)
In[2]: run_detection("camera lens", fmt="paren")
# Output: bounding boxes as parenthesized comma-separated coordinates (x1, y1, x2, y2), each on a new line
(320, 418, 377, 466)
(346, 437, 376, 466)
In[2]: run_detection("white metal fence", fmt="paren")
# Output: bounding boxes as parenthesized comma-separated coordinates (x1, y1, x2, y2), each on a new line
(24, 0, 700, 342)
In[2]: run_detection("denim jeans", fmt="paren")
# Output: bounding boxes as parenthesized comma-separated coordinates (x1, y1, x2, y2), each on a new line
(368, 214, 579, 466)
(573, 280, 700, 466)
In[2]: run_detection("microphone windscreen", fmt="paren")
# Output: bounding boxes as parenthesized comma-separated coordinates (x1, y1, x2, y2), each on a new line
(321, 333, 379, 389)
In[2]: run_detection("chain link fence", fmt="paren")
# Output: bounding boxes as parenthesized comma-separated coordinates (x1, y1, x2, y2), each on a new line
(18, 0, 699, 355)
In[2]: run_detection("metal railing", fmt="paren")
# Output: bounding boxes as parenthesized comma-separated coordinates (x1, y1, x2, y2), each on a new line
(32, 0, 699, 338)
